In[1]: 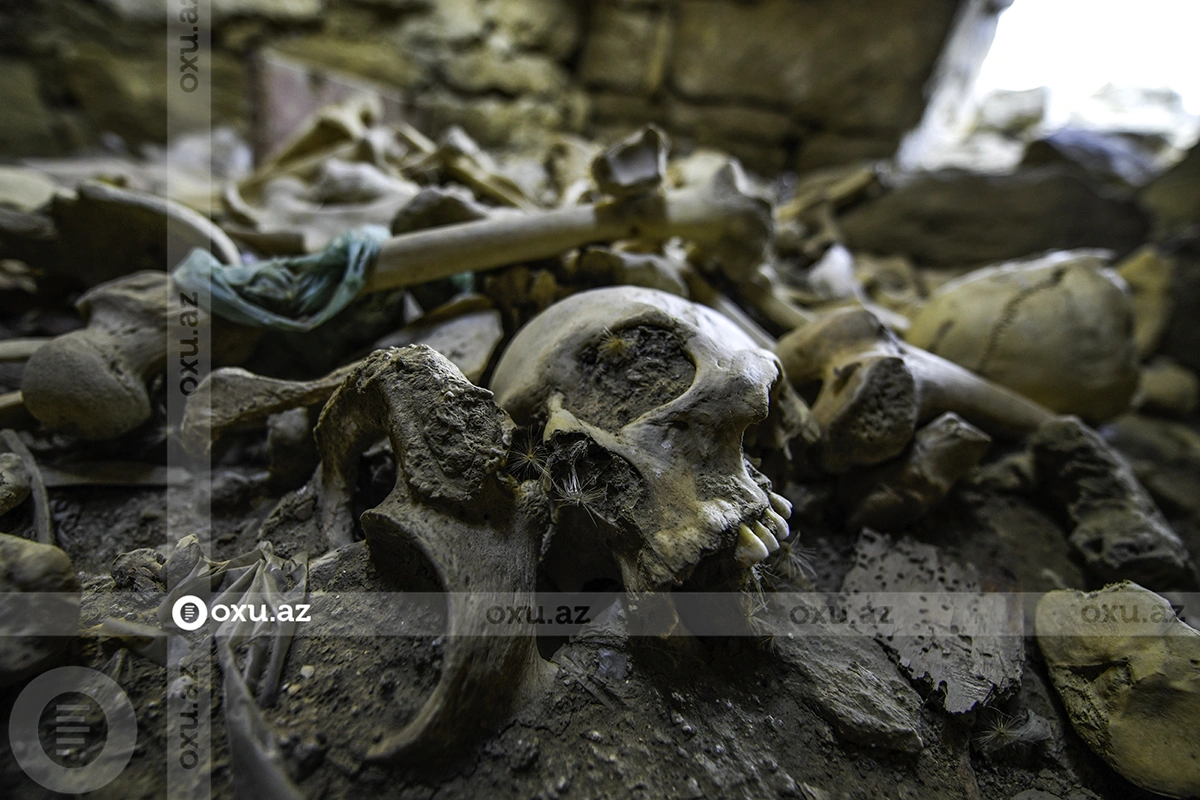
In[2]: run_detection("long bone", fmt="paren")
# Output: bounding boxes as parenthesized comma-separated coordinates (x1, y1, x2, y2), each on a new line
(20, 271, 259, 441)
(314, 346, 552, 761)
(363, 161, 771, 292)
(180, 363, 356, 456)
(21, 272, 170, 441)
(776, 306, 1054, 473)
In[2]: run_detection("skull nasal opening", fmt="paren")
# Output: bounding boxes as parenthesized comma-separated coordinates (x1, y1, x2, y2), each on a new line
(560, 324, 696, 432)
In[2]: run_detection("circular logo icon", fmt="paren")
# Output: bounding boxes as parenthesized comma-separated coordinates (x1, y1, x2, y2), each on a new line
(9, 667, 137, 793)
(171, 595, 208, 631)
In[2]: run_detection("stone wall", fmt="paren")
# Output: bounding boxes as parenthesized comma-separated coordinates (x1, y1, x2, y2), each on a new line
(0, 0, 975, 173)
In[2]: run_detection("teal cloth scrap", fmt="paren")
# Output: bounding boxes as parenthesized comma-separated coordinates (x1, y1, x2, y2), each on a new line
(172, 225, 390, 333)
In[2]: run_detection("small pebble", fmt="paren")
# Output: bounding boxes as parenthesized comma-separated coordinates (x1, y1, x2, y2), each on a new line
(300, 664, 315, 679)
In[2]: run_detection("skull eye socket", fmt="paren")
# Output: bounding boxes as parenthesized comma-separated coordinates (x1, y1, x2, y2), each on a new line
(562, 324, 696, 431)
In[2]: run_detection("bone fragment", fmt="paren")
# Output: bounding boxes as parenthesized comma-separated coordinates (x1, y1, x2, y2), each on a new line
(738, 269, 816, 331)
(1134, 356, 1199, 417)
(20, 272, 169, 440)
(575, 247, 688, 297)
(0, 532, 79, 687)
(37, 461, 191, 488)
(0, 430, 52, 546)
(777, 306, 1053, 473)
(0, 392, 32, 431)
(1037, 582, 1200, 798)
(185, 304, 506, 455)
(390, 184, 495, 234)
(0, 337, 50, 362)
(399, 124, 541, 212)
(182, 363, 357, 457)
(1116, 245, 1175, 359)
(20, 269, 262, 442)
(590, 126, 668, 199)
(315, 346, 551, 760)
(838, 412, 992, 531)
(0, 452, 30, 516)
(681, 269, 777, 350)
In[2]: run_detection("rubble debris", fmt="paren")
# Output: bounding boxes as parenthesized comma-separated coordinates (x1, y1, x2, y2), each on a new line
(775, 631, 925, 752)
(841, 530, 1025, 714)
(970, 707, 1053, 762)
(840, 167, 1148, 268)
(110, 547, 165, 594)
(1031, 416, 1195, 589)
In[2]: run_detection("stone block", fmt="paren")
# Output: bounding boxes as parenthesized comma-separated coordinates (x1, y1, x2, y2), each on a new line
(0, 61, 58, 156)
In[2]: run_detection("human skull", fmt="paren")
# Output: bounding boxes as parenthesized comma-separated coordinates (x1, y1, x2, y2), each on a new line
(906, 250, 1139, 423)
(490, 286, 803, 593)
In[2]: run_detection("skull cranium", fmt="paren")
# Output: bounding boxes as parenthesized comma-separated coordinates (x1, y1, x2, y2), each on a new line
(490, 286, 802, 594)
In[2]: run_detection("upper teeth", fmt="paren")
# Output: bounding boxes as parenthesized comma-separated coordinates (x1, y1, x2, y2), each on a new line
(763, 507, 790, 542)
(768, 490, 792, 520)
(736, 523, 771, 566)
(732, 490, 795, 568)
(752, 520, 779, 552)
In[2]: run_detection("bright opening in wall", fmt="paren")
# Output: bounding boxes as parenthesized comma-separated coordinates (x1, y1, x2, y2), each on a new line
(905, 0, 1200, 173)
